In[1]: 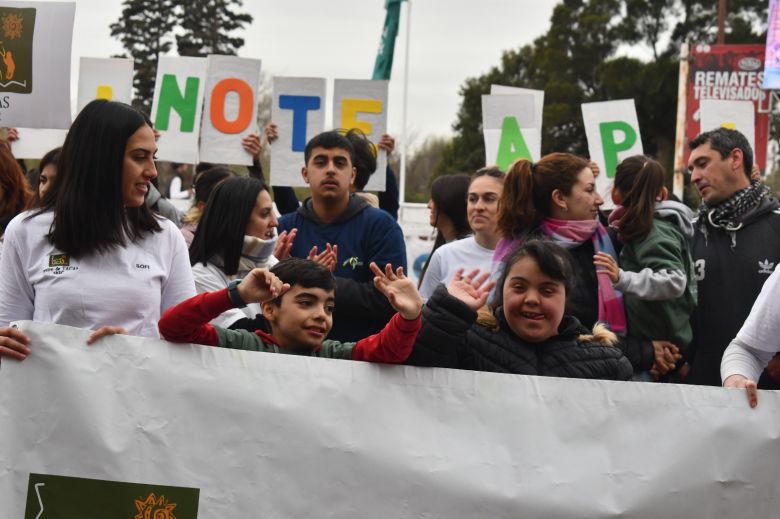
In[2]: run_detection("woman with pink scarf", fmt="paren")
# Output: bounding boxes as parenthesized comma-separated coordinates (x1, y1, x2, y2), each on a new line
(492, 153, 677, 377)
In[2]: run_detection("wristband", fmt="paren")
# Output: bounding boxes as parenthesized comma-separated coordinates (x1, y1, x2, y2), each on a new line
(227, 279, 248, 308)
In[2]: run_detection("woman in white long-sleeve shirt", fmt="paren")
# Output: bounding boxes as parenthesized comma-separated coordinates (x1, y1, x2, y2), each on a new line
(0, 100, 195, 359)
(721, 265, 780, 407)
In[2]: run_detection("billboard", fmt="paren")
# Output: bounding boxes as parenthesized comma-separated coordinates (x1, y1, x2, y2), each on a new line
(686, 44, 769, 169)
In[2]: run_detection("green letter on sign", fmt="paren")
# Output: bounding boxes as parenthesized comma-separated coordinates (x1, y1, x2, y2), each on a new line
(497, 116, 533, 171)
(154, 74, 200, 132)
(599, 121, 637, 178)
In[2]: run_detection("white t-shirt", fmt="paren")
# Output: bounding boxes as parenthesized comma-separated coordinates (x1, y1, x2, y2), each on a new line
(419, 236, 495, 302)
(0, 210, 195, 338)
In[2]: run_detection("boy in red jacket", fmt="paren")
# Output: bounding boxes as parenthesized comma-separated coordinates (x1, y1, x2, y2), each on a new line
(159, 258, 422, 362)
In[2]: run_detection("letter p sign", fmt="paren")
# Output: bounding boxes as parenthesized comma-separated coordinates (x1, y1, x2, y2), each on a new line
(599, 121, 637, 178)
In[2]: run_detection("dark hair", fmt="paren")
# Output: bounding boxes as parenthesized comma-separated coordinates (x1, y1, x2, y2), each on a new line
(189, 176, 268, 276)
(472, 166, 506, 184)
(37, 100, 160, 257)
(418, 173, 472, 287)
(613, 155, 665, 242)
(497, 153, 590, 237)
(689, 127, 753, 178)
(491, 239, 574, 308)
(195, 162, 216, 175)
(341, 128, 377, 190)
(304, 131, 355, 166)
(39, 146, 61, 174)
(193, 166, 234, 204)
(0, 142, 33, 234)
(269, 257, 336, 306)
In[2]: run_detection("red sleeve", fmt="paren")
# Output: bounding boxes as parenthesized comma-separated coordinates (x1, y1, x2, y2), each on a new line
(351, 312, 422, 363)
(158, 289, 234, 346)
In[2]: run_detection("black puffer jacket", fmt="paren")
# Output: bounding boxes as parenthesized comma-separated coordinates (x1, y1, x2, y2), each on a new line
(408, 286, 633, 380)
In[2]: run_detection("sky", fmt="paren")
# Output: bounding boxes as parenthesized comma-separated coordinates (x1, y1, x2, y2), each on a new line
(67, 0, 558, 148)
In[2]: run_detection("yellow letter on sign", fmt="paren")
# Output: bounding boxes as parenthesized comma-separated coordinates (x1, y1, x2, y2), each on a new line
(96, 85, 113, 100)
(341, 99, 382, 134)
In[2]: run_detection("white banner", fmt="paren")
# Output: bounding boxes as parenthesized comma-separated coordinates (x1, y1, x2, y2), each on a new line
(151, 56, 208, 164)
(199, 55, 261, 166)
(2, 321, 780, 518)
(0, 1, 74, 129)
(270, 76, 327, 187)
(582, 99, 644, 210)
(333, 79, 389, 191)
(77, 57, 133, 113)
(699, 99, 756, 154)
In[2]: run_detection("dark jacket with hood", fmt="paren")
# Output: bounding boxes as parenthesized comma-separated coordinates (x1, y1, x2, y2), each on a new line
(688, 195, 780, 386)
(278, 194, 407, 342)
(407, 286, 633, 380)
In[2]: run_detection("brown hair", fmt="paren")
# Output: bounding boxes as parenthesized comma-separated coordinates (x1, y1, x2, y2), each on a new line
(0, 142, 33, 233)
(613, 155, 665, 243)
(497, 153, 590, 237)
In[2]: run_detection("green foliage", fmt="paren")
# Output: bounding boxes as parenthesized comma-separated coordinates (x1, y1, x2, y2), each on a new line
(176, 0, 253, 57)
(110, 0, 178, 113)
(110, 0, 253, 112)
(440, 0, 770, 179)
(395, 137, 453, 202)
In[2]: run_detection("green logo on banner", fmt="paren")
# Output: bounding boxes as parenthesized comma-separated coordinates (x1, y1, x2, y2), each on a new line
(599, 120, 637, 178)
(24, 473, 200, 519)
(0, 8, 35, 93)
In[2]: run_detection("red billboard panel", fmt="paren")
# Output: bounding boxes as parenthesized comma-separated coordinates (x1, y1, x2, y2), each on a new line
(686, 44, 770, 169)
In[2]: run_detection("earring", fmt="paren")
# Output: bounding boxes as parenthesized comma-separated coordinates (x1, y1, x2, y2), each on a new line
(563, 205, 568, 212)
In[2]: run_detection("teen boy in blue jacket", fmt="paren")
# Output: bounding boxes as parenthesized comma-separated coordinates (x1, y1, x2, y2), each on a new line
(277, 131, 407, 342)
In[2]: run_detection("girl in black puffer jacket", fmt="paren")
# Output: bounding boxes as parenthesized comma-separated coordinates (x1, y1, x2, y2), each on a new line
(408, 240, 633, 380)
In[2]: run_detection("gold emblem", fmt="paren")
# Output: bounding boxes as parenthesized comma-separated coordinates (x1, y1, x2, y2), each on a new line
(134, 492, 177, 519)
(1, 13, 22, 39)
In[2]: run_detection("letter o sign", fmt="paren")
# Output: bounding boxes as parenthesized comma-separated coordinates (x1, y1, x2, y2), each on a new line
(210, 78, 253, 134)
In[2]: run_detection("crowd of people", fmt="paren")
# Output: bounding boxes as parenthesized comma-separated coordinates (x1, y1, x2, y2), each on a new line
(0, 99, 778, 408)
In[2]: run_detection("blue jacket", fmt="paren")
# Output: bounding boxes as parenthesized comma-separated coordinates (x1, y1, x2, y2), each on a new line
(278, 194, 407, 342)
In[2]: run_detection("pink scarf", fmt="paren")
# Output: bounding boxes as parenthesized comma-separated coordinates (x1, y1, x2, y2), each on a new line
(540, 217, 627, 335)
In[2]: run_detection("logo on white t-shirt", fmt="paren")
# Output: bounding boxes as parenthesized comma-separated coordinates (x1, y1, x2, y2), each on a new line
(44, 253, 79, 276)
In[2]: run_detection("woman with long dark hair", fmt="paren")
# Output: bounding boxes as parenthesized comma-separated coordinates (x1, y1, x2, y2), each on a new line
(417, 173, 472, 287)
(0, 100, 195, 358)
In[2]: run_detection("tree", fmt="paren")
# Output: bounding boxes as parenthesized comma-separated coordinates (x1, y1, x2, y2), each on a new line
(110, 0, 178, 112)
(440, 0, 770, 178)
(176, 0, 253, 57)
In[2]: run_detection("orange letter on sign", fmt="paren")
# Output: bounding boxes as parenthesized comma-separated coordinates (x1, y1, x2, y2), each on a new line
(210, 78, 253, 134)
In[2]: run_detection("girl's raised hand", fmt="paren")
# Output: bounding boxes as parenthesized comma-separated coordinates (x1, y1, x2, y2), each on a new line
(370, 262, 422, 320)
(446, 268, 496, 310)
(593, 252, 620, 283)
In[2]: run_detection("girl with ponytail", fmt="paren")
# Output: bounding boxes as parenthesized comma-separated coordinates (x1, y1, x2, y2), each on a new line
(593, 155, 696, 380)
(493, 153, 669, 377)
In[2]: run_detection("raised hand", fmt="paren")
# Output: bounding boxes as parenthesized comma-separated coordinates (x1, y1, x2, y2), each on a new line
(265, 123, 279, 143)
(369, 262, 422, 320)
(237, 268, 290, 304)
(378, 133, 395, 155)
(446, 268, 496, 310)
(593, 252, 619, 283)
(308, 243, 337, 272)
(241, 133, 262, 162)
(273, 229, 297, 260)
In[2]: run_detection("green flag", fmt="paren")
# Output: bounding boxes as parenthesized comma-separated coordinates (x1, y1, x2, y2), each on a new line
(372, 0, 406, 80)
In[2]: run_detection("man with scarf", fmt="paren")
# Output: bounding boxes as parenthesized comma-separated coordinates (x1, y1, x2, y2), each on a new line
(686, 128, 780, 387)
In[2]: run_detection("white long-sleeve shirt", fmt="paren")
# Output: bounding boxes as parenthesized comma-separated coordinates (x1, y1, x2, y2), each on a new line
(0, 210, 195, 338)
(721, 265, 780, 383)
